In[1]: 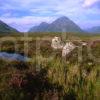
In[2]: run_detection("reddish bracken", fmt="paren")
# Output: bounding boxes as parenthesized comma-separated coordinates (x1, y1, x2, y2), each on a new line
(9, 74, 28, 88)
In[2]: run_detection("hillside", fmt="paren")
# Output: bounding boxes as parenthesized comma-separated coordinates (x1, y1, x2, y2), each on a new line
(0, 20, 19, 33)
(86, 26, 100, 34)
(28, 16, 83, 33)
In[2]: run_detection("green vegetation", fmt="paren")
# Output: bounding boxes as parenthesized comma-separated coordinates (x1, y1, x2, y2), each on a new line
(0, 33, 100, 100)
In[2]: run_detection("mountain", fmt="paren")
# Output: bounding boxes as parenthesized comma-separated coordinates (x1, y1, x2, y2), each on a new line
(86, 26, 100, 34)
(28, 16, 83, 33)
(29, 22, 49, 32)
(0, 20, 19, 33)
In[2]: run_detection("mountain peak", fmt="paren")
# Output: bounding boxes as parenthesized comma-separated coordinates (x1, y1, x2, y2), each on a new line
(53, 16, 70, 23)
(58, 16, 69, 20)
(39, 22, 49, 26)
(29, 16, 83, 33)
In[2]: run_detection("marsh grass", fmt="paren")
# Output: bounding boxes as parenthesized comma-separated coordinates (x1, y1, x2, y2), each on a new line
(0, 34, 100, 100)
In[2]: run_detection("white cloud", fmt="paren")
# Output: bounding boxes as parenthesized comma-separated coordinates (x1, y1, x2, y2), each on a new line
(83, 0, 99, 7)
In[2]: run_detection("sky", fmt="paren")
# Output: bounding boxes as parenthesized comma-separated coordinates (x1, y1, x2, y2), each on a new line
(0, 0, 100, 32)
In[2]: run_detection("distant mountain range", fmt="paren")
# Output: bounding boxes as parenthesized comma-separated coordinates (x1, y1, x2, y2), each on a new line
(0, 16, 100, 34)
(28, 16, 84, 33)
(86, 26, 100, 34)
(0, 20, 19, 33)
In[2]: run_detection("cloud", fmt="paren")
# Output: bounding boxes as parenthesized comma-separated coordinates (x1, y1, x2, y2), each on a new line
(83, 0, 100, 7)
(0, 0, 100, 31)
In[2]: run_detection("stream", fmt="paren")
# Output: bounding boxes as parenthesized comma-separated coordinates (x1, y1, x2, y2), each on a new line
(0, 52, 29, 62)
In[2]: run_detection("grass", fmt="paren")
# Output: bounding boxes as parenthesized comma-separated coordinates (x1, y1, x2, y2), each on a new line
(0, 32, 100, 100)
